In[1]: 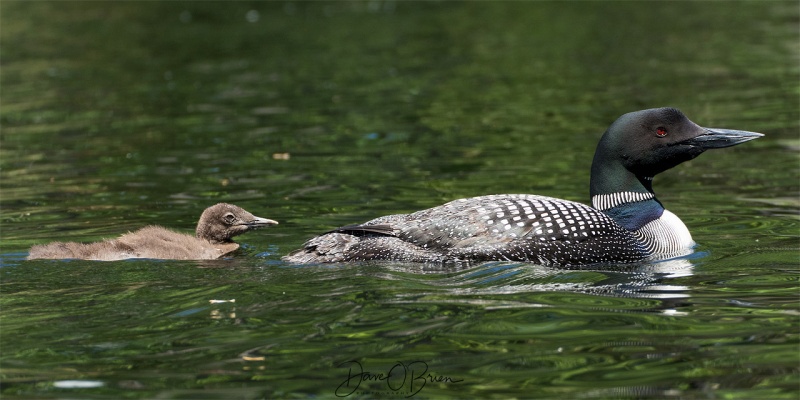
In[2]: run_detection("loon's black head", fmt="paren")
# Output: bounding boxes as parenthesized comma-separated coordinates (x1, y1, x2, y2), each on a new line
(590, 108, 763, 196)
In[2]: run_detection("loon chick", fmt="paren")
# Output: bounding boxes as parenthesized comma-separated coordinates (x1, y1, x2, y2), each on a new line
(283, 108, 762, 265)
(28, 203, 278, 261)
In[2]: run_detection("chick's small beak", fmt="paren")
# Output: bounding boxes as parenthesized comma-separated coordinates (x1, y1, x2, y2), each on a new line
(247, 216, 279, 227)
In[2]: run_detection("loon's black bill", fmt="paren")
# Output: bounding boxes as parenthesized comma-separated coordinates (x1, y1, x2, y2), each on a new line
(247, 217, 279, 227)
(687, 128, 764, 149)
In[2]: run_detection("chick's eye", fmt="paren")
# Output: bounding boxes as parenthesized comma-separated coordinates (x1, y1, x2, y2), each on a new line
(223, 213, 236, 224)
(656, 127, 668, 137)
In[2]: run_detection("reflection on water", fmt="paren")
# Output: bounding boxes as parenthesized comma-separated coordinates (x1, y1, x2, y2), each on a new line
(4, 250, 796, 398)
(384, 257, 697, 304)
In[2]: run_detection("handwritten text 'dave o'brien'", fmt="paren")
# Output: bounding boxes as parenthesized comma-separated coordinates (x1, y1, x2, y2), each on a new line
(335, 360, 463, 397)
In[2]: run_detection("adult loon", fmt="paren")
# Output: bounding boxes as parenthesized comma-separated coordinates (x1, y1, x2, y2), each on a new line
(283, 108, 762, 265)
(28, 203, 278, 261)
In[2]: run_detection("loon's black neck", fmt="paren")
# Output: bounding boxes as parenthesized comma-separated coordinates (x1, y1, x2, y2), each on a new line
(589, 137, 665, 232)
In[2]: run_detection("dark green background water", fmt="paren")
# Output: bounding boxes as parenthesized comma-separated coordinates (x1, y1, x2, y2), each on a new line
(1, 1, 798, 399)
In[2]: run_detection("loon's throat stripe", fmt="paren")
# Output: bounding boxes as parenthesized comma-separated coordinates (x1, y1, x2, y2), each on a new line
(592, 192, 655, 211)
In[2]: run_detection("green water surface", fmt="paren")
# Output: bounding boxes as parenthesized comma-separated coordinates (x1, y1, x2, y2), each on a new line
(1, 1, 798, 399)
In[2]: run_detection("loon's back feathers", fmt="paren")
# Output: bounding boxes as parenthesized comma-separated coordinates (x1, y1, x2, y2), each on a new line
(288, 195, 646, 264)
(326, 224, 395, 236)
(284, 108, 762, 266)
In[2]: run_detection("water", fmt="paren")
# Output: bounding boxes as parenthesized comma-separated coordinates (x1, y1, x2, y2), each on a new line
(1, 1, 798, 399)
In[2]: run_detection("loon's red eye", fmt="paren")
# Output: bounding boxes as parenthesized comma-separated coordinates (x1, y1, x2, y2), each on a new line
(656, 127, 668, 137)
